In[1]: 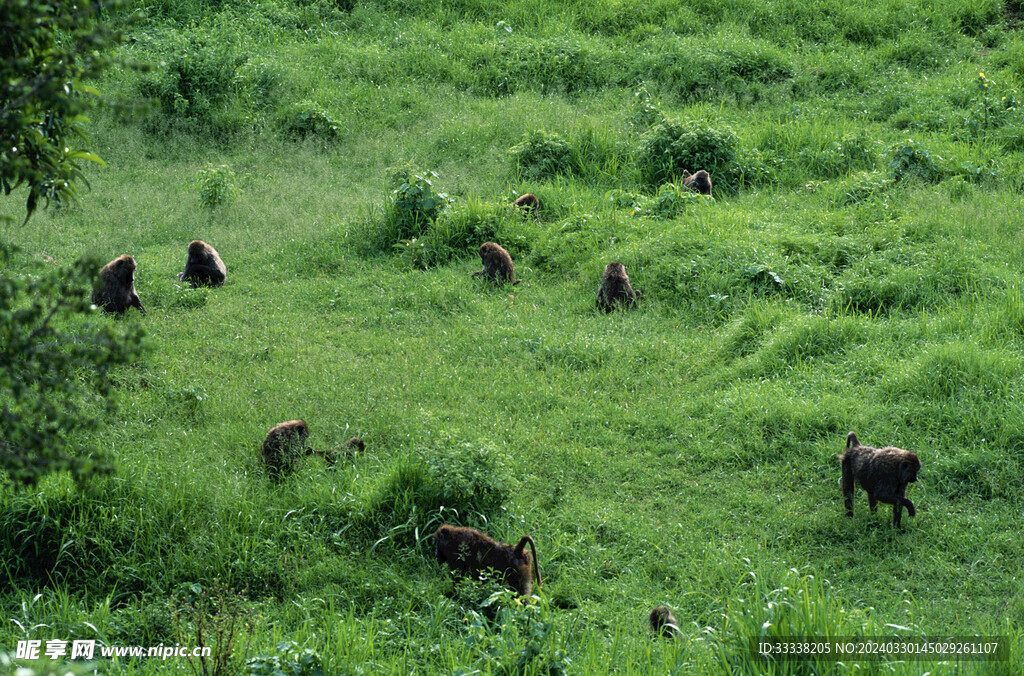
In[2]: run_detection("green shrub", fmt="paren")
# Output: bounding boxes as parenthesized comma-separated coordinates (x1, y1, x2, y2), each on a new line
(398, 197, 534, 269)
(195, 164, 241, 208)
(830, 171, 893, 207)
(463, 591, 571, 675)
(281, 100, 341, 142)
(637, 118, 741, 190)
(354, 441, 512, 547)
(886, 140, 945, 183)
(511, 131, 573, 181)
(247, 641, 324, 676)
(389, 170, 454, 237)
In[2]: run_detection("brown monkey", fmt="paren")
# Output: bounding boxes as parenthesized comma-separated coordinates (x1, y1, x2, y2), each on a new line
(649, 606, 681, 638)
(433, 524, 542, 596)
(92, 255, 146, 314)
(261, 420, 312, 480)
(472, 242, 520, 285)
(840, 431, 921, 528)
(596, 262, 642, 312)
(178, 239, 226, 287)
(682, 169, 712, 196)
(512, 193, 540, 219)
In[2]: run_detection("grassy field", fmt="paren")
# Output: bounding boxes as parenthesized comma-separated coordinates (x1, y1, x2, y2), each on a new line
(3, 0, 1024, 673)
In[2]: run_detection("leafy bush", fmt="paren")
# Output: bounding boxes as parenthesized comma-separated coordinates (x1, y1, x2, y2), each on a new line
(280, 100, 341, 142)
(397, 197, 534, 269)
(510, 131, 572, 181)
(463, 591, 571, 675)
(886, 140, 945, 183)
(630, 181, 705, 219)
(247, 641, 324, 676)
(354, 441, 513, 547)
(389, 170, 454, 238)
(195, 164, 241, 208)
(637, 118, 742, 190)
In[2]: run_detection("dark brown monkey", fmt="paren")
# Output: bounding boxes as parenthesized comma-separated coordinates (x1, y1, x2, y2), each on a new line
(649, 606, 681, 638)
(512, 193, 540, 219)
(178, 239, 227, 287)
(596, 262, 642, 312)
(261, 420, 312, 479)
(840, 431, 921, 528)
(433, 524, 542, 596)
(472, 242, 520, 285)
(92, 254, 146, 314)
(682, 169, 712, 196)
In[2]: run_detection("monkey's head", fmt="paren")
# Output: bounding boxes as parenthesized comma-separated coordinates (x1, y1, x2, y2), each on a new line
(605, 262, 627, 277)
(899, 453, 921, 483)
(187, 240, 206, 259)
(114, 255, 137, 282)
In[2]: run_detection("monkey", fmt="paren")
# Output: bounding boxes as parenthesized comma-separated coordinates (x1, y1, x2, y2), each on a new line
(472, 242, 520, 285)
(512, 193, 540, 219)
(92, 254, 146, 315)
(840, 431, 921, 528)
(649, 606, 681, 638)
(432, 524, 542, 596)
(682, 169, 712, 196)
(261, 419, 312, 480)
(596, 262, 642, 312)
(177, 239, 227, 287)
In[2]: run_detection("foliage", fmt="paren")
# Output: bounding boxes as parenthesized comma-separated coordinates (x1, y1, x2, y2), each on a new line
(886, 139, 945, 183)
(195, 164, 241, 208)
(637, 118, 743, 190)
(0, 245, 145, 488)
(0, 0, 126, 222)
(462, 591, 571, 675)
(135, 31, 275, 137)
(510, 131, 573, 181)
(246, 641, 324, 676)
(281, 100, 341, 142)
(388, 170, 454, 238)
(173, 581, 256, 676)
(630, 181, 705, 219)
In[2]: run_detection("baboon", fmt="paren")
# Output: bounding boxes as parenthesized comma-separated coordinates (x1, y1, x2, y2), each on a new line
(261, 419, 312, 479)
(840, 431, 921, 528)
(512, 193, 540, 219)
(433, 524, 542, 596)
(596, 262, 642, 312)
(178, 239, 227, 287)
(472, 242, 520, 285)
(649, 606, 681, 638)
(682, 169, 712, 196)
(92, 254, 146, 314)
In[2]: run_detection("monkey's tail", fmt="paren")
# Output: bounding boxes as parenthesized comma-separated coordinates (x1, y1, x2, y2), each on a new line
(519, 535, 541, 587)
(846, 431, 859, 450)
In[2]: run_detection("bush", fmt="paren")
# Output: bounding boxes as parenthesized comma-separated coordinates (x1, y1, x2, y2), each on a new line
(353, 441, 513, 547)
(280, 100, 341, 142)
(886, 140, 945, 183)
(195, 164, 241, 208)
(397, 197, 535, 269)
(510, 131, 573, 181)
(637, 118, 742, 190)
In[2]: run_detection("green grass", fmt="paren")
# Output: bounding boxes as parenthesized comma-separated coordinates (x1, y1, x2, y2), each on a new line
(3, 0, 1024, 673)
